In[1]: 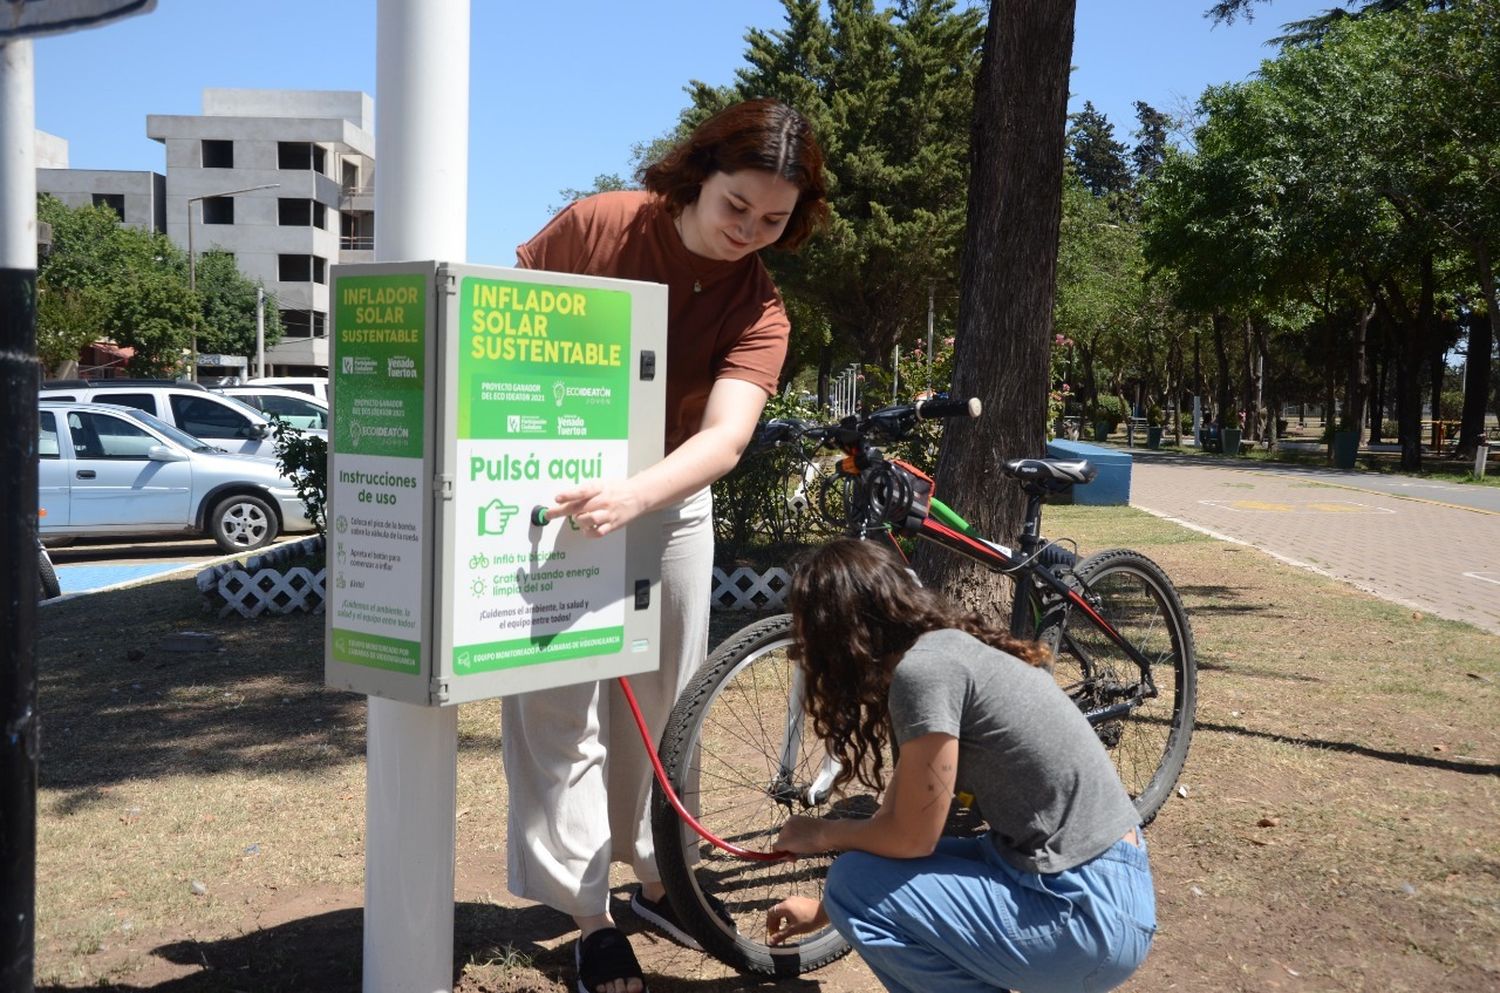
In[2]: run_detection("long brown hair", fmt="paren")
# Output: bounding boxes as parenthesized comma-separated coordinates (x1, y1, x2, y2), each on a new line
(787, 539, 1049, 793)
(642, 98, 828, 250)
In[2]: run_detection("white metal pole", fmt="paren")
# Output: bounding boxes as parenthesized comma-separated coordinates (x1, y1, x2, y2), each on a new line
(255, 287, 264, 379)
(366, 2, 469, 992)
(0, 40, 34, 269)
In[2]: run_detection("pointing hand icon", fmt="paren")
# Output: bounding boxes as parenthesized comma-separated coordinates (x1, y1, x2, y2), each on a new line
(478, 499, 519, 536)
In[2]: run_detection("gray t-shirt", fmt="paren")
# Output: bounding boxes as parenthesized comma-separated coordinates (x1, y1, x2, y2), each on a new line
(887, 628, 1141, 873)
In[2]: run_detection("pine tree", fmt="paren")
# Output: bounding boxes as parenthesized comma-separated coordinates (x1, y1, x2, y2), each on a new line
(1067, 101, 1131, 196)
(1130, 100, 1170, 185)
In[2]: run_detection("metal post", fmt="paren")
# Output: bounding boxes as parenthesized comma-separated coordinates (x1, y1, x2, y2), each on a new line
(1476, 439, 1489, 480)
(1, 36, 40, 993)
(926, 283, 934, 395)
(365, 2, 469, 991)
(187, 200, 197, 380)
(186, 184, 278, 382)
(255, 287, 265, 378)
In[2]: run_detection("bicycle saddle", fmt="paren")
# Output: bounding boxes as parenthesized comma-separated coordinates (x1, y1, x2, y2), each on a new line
(1002, 458, 1097, 491)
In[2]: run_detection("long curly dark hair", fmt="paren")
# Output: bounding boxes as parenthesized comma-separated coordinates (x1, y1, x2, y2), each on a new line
(787, 539, 1050, 794)
(642, 98, 828, 250)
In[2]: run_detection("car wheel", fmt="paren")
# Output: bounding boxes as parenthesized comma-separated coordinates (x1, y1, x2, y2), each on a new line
(38, 543, 61, 600)
(211, 493, 279, 553)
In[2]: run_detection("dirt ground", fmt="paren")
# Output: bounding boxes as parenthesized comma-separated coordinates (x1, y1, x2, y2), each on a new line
(30, 505, 1500, 993)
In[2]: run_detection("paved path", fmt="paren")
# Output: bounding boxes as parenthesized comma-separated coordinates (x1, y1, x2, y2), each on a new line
(1129, 455, 1500, 635)
(52, 560, 199, 596)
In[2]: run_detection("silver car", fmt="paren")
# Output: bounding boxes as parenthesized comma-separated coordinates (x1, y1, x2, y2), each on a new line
(213, 385, 330, 432)
(38, 400, 313, 553)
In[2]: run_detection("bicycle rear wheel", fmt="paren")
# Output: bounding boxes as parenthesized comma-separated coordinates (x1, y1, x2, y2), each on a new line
(650, 614, 869, 975)
(1040, 548, 1197, 824)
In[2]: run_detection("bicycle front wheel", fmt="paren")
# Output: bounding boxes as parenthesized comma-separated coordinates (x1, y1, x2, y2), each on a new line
(650, 614, 867, 975)
(1040, 548, 1197, 824)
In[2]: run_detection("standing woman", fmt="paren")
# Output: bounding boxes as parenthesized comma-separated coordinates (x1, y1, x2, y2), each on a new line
(767, 539, 1156, 993)
(505, 99, 828, 993)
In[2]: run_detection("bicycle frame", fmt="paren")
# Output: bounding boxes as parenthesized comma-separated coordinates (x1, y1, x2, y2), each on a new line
(846, 467, 1161, 697)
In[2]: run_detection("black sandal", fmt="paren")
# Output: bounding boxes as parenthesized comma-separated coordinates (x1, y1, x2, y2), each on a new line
(574, 927, 647, 993)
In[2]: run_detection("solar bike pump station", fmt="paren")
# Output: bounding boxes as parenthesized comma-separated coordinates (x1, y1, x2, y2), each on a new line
(324, 262, 668, 705)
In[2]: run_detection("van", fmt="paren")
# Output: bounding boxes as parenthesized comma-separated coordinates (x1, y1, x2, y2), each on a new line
(38, 379, 303, 460)
(244, 376, 329, 404)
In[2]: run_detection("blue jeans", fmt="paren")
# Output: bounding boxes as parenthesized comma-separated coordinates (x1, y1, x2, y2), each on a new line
(823, 832, 1156, 993)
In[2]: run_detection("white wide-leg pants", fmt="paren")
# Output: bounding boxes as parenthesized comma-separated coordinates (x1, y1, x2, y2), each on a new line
(500, 487, 713, 917)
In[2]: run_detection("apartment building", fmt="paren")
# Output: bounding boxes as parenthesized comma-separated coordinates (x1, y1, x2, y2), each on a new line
(34, 131, 167, 233)
(147, 89, 376, 374)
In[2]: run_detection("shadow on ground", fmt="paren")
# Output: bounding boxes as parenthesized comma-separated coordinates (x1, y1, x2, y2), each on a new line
(36, 898, 820, 993)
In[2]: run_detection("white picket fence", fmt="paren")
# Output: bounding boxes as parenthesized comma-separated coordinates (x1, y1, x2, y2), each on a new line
(710, 566, 791, 610)
(200, 537, 789, 617)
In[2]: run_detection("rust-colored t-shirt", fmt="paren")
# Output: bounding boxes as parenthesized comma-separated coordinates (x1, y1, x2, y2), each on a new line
(515, 190, 789, 452)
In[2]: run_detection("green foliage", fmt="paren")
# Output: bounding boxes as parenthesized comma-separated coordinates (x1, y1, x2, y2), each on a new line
(673, 0, 985, 373)
(711, 391, 834, 553)
(1091, 393, 1127, 431)
(104, 268, 197, 375)
(271, 420, 328, 535)
(37, 196, 277, 374)
(1067, 101, 1131, 197)
(1130, 101, 1171, 186)
(191, 250, 282, 356)
(35, 284, 106, 371)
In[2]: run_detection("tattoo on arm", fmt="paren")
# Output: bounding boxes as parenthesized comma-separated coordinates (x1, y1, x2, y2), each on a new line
(918, 759, 958, 811)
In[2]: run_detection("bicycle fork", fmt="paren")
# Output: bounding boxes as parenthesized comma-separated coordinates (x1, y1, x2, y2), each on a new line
(768, 663, 841, 809)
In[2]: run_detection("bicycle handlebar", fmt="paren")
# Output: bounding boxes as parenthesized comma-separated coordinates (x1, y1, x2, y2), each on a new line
(915, 395, 982, 420)
(751, 394, 981, 453)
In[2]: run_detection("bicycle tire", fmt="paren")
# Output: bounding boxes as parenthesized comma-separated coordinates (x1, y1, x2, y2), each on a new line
(1039, 548, 1197, 825)
(650, 614, 870, 975)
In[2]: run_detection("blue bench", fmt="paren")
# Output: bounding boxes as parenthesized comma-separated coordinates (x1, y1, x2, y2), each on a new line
(1043, 439, 1132, 505)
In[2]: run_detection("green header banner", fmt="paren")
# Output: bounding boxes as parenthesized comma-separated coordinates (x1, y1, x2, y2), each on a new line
(458, 277, 632, 441)
(334, 274, 427, 458)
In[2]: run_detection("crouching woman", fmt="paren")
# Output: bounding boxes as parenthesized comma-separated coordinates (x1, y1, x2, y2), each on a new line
(766, 539, 1156, 993)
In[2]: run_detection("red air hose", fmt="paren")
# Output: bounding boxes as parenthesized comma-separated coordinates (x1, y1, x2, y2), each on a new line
(616, 675, 791, 863)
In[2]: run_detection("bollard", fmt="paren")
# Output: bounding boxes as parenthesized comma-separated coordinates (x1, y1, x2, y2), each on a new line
(1477, 439, 1490, 480)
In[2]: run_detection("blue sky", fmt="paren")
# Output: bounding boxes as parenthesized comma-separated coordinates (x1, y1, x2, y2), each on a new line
(32, 0, 1335, 266)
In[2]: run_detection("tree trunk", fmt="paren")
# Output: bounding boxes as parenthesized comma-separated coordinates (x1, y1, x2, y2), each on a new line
(1212, 311, 1233, 426)
(1386, 254, 1436, 472)
(1193, 320, 1204, 408)
(1368, 322, 1386, 444)
(1241, 317, 1263, 440)
(1459, 243, 1496, 456)
(1348, 303, 1372, 445)
(1429, 336, 1446, 452)
(919, 0, 1077, 612)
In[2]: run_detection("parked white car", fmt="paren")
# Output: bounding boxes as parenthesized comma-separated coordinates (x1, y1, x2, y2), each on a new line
(39, 379, 322, 460)
(244, 376, 329, 403)
(38, 400, 313, 552)
(214, 385, 329, 432)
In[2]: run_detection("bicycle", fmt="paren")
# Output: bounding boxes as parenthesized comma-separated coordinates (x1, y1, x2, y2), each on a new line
(646, 395, 1198, 974)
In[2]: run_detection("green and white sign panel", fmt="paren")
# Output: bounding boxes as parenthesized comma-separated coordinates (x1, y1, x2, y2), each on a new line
(326, 261, 667, 706)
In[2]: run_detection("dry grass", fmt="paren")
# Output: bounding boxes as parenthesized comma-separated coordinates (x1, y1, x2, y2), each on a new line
(31, 504, 1500, 992)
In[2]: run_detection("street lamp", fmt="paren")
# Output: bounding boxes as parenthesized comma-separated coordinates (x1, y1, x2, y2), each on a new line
(186, 182, 279, 381)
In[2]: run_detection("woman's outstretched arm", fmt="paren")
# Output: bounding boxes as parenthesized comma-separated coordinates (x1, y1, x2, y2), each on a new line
(775, 732, 958, 859)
